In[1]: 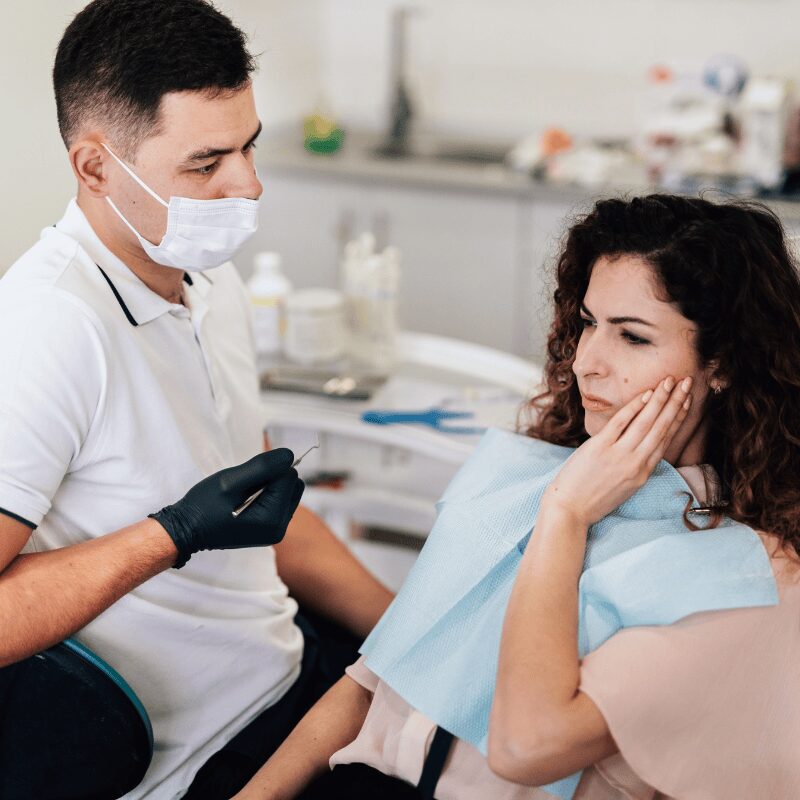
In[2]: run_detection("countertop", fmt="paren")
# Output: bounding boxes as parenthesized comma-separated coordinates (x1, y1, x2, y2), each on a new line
(258, 128, 800, 221)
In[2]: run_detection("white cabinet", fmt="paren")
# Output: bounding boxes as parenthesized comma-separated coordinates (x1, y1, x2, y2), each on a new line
(250, 173, 366, 289)
(368, 184, 522, 353)
(519, 198, 578, 362)
(247, 170, 537, 356)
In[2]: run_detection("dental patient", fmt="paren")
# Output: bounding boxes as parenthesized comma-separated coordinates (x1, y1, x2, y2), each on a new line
(232, 195, 800, 800)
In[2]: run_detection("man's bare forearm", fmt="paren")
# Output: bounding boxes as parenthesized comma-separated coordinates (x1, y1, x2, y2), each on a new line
(0, 518, 177, 666)
(274, 506, 393, 638)
(233, 675, 373, 800)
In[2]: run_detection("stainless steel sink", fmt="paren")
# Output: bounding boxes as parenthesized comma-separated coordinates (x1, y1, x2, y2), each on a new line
(371, 141, 509, 167)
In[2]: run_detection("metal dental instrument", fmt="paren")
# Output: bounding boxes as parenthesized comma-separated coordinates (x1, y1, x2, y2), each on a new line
(291, 443, 321, 468)
(232, 443, 320, 517)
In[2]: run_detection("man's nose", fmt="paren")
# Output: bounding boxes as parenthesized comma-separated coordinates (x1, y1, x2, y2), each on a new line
(227, 157, 263, 200)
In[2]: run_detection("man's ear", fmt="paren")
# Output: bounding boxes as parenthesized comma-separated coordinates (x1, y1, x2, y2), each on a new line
(69, 137, 111, 198)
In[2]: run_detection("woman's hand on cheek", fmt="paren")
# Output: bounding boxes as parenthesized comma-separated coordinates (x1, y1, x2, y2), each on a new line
(542, 376, 693, 528)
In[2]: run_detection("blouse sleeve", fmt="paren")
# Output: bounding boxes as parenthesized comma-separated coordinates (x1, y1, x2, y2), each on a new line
(345, 655, 380, 693)
(578, 576, 800, 799)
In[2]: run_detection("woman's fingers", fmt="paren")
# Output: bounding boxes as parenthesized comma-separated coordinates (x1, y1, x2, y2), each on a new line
(615, 376, 674, 448)
(599, 387, 651, 442)
(600, 374, 694, 464)
(645, 392, 693, 470)
(636, 377, 693, 457)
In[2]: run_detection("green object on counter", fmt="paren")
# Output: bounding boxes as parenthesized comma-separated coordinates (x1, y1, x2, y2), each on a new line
(304, 127, 345, 154)
(303, 112, 345, 154)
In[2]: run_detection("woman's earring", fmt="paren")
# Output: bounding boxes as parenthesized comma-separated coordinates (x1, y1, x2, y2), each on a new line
(713, 384, 722, 395)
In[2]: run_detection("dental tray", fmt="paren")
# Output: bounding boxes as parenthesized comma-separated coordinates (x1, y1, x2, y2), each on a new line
(260, 366, 387, 400)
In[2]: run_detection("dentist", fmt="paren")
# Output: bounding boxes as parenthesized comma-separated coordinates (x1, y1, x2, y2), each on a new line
(0, 1, 392, 798)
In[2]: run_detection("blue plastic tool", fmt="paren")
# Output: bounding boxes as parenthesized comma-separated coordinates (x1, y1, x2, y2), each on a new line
(361, 408, 486, 435)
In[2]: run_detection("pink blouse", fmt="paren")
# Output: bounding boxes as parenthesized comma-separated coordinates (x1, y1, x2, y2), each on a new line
(329, 466, 800, 798)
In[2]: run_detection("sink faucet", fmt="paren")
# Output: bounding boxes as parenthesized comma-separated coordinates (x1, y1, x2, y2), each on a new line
(383, 6, 419, 155)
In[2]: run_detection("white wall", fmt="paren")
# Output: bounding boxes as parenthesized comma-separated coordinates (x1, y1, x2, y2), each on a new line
(318, 0, 800, 141)
(220, 0, 324, 133)
(0, 0, 322, 272)
(1, 3, 84, 270)
(5, 0, 800, 271)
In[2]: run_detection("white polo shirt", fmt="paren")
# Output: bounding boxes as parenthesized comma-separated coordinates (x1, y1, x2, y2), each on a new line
(0, 199, 303, 799)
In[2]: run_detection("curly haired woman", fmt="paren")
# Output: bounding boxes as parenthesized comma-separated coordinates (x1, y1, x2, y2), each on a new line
(232, 195, 800, 800)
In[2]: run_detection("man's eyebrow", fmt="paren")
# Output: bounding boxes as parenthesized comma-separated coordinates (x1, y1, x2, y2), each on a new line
(182, 121, 262, 164)
(580, 302, 656, 328)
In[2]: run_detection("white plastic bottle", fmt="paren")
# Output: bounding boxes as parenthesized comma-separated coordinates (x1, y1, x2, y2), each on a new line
(246, 252, 292, 366)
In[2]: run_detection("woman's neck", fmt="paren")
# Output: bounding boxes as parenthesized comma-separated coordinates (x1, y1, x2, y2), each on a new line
(664, 414, 709, 468)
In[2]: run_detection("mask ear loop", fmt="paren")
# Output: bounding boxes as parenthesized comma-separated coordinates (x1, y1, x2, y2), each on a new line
(103, 144, 171, 247)
(102, 143, 169, 208)
(105, 195, 159, 245)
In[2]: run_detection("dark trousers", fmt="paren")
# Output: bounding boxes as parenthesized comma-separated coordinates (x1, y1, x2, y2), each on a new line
(182, 609, 362, 800)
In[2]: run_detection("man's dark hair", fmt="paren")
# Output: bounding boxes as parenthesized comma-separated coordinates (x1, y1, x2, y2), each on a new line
(53, 0, 257, 159)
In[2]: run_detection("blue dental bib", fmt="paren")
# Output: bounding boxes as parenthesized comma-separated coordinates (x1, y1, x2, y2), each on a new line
(361, 429, 778, 798)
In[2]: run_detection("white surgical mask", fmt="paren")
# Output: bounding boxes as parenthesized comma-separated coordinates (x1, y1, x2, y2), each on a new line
(103, 144, 259, 272)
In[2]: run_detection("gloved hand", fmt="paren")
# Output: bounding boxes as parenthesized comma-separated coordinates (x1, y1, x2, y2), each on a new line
(149, 448, 304, 568)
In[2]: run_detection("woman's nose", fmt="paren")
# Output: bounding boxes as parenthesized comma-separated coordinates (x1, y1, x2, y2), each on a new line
(573, 332, 608, 379)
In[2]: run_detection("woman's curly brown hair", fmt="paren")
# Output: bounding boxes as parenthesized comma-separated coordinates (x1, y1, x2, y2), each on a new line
(524, 194, 800, 554)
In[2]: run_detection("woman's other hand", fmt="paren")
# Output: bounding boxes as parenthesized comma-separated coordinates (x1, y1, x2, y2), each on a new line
(543, 375, 693, 527)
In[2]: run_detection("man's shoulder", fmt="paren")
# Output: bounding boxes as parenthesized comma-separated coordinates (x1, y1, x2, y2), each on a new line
(0, 235, 111, 356)
(3, 227, 79, 290)
(1, 230, 112, 336)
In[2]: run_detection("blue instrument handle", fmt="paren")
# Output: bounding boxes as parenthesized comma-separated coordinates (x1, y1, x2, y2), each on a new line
(361, 408, 474, 426)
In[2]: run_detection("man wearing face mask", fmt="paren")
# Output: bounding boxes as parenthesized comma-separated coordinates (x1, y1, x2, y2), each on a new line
(0, 1, 393, 798)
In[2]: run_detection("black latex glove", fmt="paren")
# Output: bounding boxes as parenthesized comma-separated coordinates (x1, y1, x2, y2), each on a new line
(150, 448, 305, 568)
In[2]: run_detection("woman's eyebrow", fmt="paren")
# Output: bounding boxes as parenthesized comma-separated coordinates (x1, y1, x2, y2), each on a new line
(580, 302, 657, 328)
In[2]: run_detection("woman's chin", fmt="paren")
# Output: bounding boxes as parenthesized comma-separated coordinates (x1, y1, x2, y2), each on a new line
(583, 409, 612, 437)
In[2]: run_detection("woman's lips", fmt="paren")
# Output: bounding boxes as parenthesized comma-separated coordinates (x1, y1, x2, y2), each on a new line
(581, 393, 613, 412)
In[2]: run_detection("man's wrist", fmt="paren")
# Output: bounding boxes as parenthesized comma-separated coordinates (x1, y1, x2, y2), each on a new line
(144, 515, 183, 569)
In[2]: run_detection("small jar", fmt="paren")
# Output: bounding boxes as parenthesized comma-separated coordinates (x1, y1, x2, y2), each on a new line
(283, 289, 345, 364)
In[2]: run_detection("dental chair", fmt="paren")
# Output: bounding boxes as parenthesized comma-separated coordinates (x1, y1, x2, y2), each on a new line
(263, 331, 542, 590)
(0, 638, 153, 800)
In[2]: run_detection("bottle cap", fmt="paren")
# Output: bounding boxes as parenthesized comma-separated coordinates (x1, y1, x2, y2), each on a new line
(255, 252, 282, 273)
(358, 232, 376, 257)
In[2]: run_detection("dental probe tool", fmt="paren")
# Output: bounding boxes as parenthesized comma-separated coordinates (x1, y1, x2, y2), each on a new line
(232, 443, 320, 517)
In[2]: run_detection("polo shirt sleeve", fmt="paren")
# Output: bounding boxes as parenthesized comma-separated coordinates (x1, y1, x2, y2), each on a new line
(0, 291, 106, 528)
